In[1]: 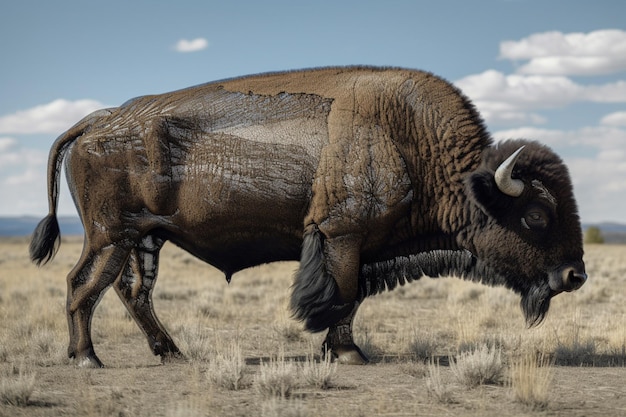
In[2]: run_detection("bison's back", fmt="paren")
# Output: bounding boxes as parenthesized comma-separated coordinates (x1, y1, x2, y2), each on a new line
(63, 66, 484, 271)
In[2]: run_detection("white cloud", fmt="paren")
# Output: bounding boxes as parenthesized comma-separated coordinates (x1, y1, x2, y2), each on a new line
(455, 70, 626, 126)
(601, 111, 626, 127)
(500, 29, 626, 76)
(0, 140, 46, 169)
(456, 70, 626, 107)
(584, 80, 626, 102)
(174, 38, 209, 53)
(567, 155, 626, 223)
(0, 137, 77, 216)
(460, 30, 626, 127)
(492, 125, 626, 150)
(0, 139, 47, 216)
(457, 71, 579, 106)
(0, 99, 107, 135)
(0, 137, 18, 152)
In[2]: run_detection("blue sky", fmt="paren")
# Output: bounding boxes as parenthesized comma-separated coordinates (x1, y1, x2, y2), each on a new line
(1, 0, 625, 223)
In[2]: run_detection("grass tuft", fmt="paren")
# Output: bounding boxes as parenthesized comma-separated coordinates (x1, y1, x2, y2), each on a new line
(426, 360, 455, 404)
(177, 324, 214, 363)
(0, 364, 37, 406)
(254, 355, 298, 399)
(408, 330, 438, 362)
(206, 341, 249, 390)
(299, 352, 336, 389)
(510, 352, 552, 410)
(450, 344, 505, 387)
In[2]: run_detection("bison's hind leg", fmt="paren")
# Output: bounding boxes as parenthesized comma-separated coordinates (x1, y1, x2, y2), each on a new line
(114, 234, 183, 363)
(66, 242, 132, 368)
(290, 224, 357, 332)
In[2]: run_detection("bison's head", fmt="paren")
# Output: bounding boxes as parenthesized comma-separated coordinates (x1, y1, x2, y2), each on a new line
(462, 140, 587, 326)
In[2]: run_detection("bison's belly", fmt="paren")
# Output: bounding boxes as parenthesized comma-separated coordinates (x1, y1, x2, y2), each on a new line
(163, 139, 315, 271)
(165, 227, 303, 276)
(165, 185, 306, 273)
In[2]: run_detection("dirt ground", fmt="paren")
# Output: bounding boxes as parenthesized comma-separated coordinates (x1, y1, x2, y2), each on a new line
(1, 237, 625, 416)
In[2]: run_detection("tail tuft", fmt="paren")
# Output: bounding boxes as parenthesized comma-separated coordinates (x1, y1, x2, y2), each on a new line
(29, 214, 61, 266)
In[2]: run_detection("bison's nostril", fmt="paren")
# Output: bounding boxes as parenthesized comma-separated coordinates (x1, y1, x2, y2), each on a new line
(563, 268, 587, 291)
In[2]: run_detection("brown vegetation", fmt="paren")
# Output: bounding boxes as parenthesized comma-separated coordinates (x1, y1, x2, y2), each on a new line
(1, 237, 625, 416)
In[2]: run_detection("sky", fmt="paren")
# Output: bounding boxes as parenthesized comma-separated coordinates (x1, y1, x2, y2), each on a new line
(0, 0, 625, 224)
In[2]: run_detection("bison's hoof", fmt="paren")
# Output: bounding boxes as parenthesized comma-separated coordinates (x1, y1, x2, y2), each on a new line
(74, 354, 104, 368)
(327, 344, 369, 365)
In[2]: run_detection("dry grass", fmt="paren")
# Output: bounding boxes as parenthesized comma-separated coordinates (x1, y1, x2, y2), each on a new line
(176, 323, 215, 363)
(426, 360, 456, 404)
(0, 239, 625, 416)
(510, 352, 553, 409)
(450, 344, 506, 387)
(299, 352, 337, 389)
(0, 363, 36, 406)
(206, 340, 250, 390)
(254, 355, 299, 399)
(408, 329, 439, 362)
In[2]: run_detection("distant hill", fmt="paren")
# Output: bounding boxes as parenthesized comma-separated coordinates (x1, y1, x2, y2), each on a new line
(584, 222, 626, 244)
(585, 222, 626, 233)
(0, 216, 84, 237)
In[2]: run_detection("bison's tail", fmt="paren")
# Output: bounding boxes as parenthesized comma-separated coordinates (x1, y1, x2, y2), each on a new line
(290, 225, 352, 332)
(29, 214, 61, 266)
(29, 126, 78, 265)
(29, 109, 111, 265)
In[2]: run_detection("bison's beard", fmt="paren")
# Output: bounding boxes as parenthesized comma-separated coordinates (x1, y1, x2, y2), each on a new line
(520, 285, 552, 327)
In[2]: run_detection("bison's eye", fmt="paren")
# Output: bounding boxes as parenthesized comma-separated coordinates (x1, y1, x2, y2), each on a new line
(522, 207, 549, 231)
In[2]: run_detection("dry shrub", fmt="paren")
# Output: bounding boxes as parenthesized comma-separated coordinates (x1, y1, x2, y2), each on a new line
(300, 353, 336, 389)
(206, 341, 249, 390)
(254, 356, 298, 399)
(450, 344, 505, 387)
(426, 360, 455, 404)
(0, 363, 37, 406)
(176, 324, 214, 362)
(510, 352, 552, 409)
(408, 330, 438, 362)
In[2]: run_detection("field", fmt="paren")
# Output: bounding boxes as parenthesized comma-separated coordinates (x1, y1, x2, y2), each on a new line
(1, 237, 625, 416)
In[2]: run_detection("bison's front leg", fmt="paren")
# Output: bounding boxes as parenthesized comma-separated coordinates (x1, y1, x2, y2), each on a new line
(324, 302, 368, 364)
(290, 224, 361, 333)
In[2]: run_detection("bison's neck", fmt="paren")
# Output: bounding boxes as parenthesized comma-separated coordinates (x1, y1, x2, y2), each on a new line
(391, 106, 491, 236)
(358, 249, 507, 300)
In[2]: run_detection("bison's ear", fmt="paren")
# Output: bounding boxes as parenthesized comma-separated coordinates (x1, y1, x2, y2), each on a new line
(466, 170, 513, 218)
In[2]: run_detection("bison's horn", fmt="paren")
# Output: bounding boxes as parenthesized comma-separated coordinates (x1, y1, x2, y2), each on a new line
(495, 146, 525, 197)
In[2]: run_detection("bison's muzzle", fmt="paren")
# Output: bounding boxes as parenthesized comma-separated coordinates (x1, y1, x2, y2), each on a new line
(550, 262, 587, 293)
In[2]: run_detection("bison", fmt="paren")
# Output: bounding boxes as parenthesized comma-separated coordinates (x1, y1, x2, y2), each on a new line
(30, 66, 587, 368)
